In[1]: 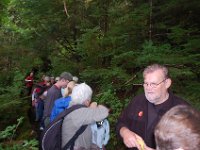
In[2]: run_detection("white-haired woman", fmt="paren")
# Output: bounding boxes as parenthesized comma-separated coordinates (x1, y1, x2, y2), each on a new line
(62, 83, 109, 150)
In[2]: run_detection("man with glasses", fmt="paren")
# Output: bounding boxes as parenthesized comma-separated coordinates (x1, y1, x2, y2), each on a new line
(116, 64, 189, 150)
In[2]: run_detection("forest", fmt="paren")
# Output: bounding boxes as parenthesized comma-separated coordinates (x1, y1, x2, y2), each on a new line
(0, 0, 200, 149)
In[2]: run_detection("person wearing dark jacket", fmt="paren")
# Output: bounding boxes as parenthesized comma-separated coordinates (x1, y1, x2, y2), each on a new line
(43, 72, 73, 127)
(116, 64, 189, 150)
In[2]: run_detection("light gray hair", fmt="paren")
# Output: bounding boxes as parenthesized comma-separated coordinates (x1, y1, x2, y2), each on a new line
(69, 83, 93, 107)
(155, 105, 200, 150)
(143, 64, 169, 79)
(72, 76, 79, 83)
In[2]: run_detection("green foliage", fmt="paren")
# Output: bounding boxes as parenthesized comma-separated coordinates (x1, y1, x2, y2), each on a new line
(168, 26, 189, 44)
(80, 67, 132, 96)
(111, 51, 137, 69)
(21, 139, 38, 150)
(0, 117, 38, 149)
(0, 139, 38, 150)
(0, 117, 24, 141)
(94, 89, 128, 148)
(0, 70, 24, 111)
(0, 70, 28, 130)
(170, 67, 200, 109)
(0, 0, 199, 149)
(0, 125, 16, 140)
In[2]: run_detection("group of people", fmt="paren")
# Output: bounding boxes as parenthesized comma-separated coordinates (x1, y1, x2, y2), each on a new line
(24, 63, 200, 150)
(25, 71, 109, 149)
(25, 72, 60, 130)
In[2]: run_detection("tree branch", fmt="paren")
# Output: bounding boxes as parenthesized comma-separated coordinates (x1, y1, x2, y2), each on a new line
(63, 1, 70, 18)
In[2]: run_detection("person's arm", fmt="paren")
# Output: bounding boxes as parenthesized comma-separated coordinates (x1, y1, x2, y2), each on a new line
(120, 127, 141, 149)
(71, 104, 109, 126)
(31, 89, 36, 106)
(120, 127, 154, 150)
(25, 79, 32, 82)
(25, 76, 33, 82)
(116, 98, 148, 150)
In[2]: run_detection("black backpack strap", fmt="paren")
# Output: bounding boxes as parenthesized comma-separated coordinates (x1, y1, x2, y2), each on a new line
(62, 125, 88, 150)
(41, 104, 86, 150)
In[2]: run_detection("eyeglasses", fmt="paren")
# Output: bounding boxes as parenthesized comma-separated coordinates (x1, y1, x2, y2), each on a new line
(143, 78, 167, 88)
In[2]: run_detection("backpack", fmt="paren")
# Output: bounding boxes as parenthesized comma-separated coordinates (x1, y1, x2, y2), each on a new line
(40, 104, 87, 150)
(91, 119, 110, 149)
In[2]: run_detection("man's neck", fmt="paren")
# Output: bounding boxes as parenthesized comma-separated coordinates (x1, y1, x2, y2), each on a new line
(54, 82, 61, 89)
(156, 93, 169, 105)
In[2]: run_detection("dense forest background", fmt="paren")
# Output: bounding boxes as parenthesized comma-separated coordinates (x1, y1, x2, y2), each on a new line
(0, 0, 200, 149)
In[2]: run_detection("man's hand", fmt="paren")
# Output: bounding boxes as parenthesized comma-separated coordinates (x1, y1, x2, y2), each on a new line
(120, 127, 139, 148)
(120, 127, 155, 150)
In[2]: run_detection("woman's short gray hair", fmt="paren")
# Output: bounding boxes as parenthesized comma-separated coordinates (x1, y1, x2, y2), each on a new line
(69, 83, 93, 106)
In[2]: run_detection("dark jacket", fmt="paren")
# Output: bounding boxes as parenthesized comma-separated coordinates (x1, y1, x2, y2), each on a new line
(116, 91, 189, 149)
(43, 85, 62, 118)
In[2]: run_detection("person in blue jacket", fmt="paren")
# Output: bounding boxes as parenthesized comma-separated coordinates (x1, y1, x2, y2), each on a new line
(50, 81, 77, 121)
